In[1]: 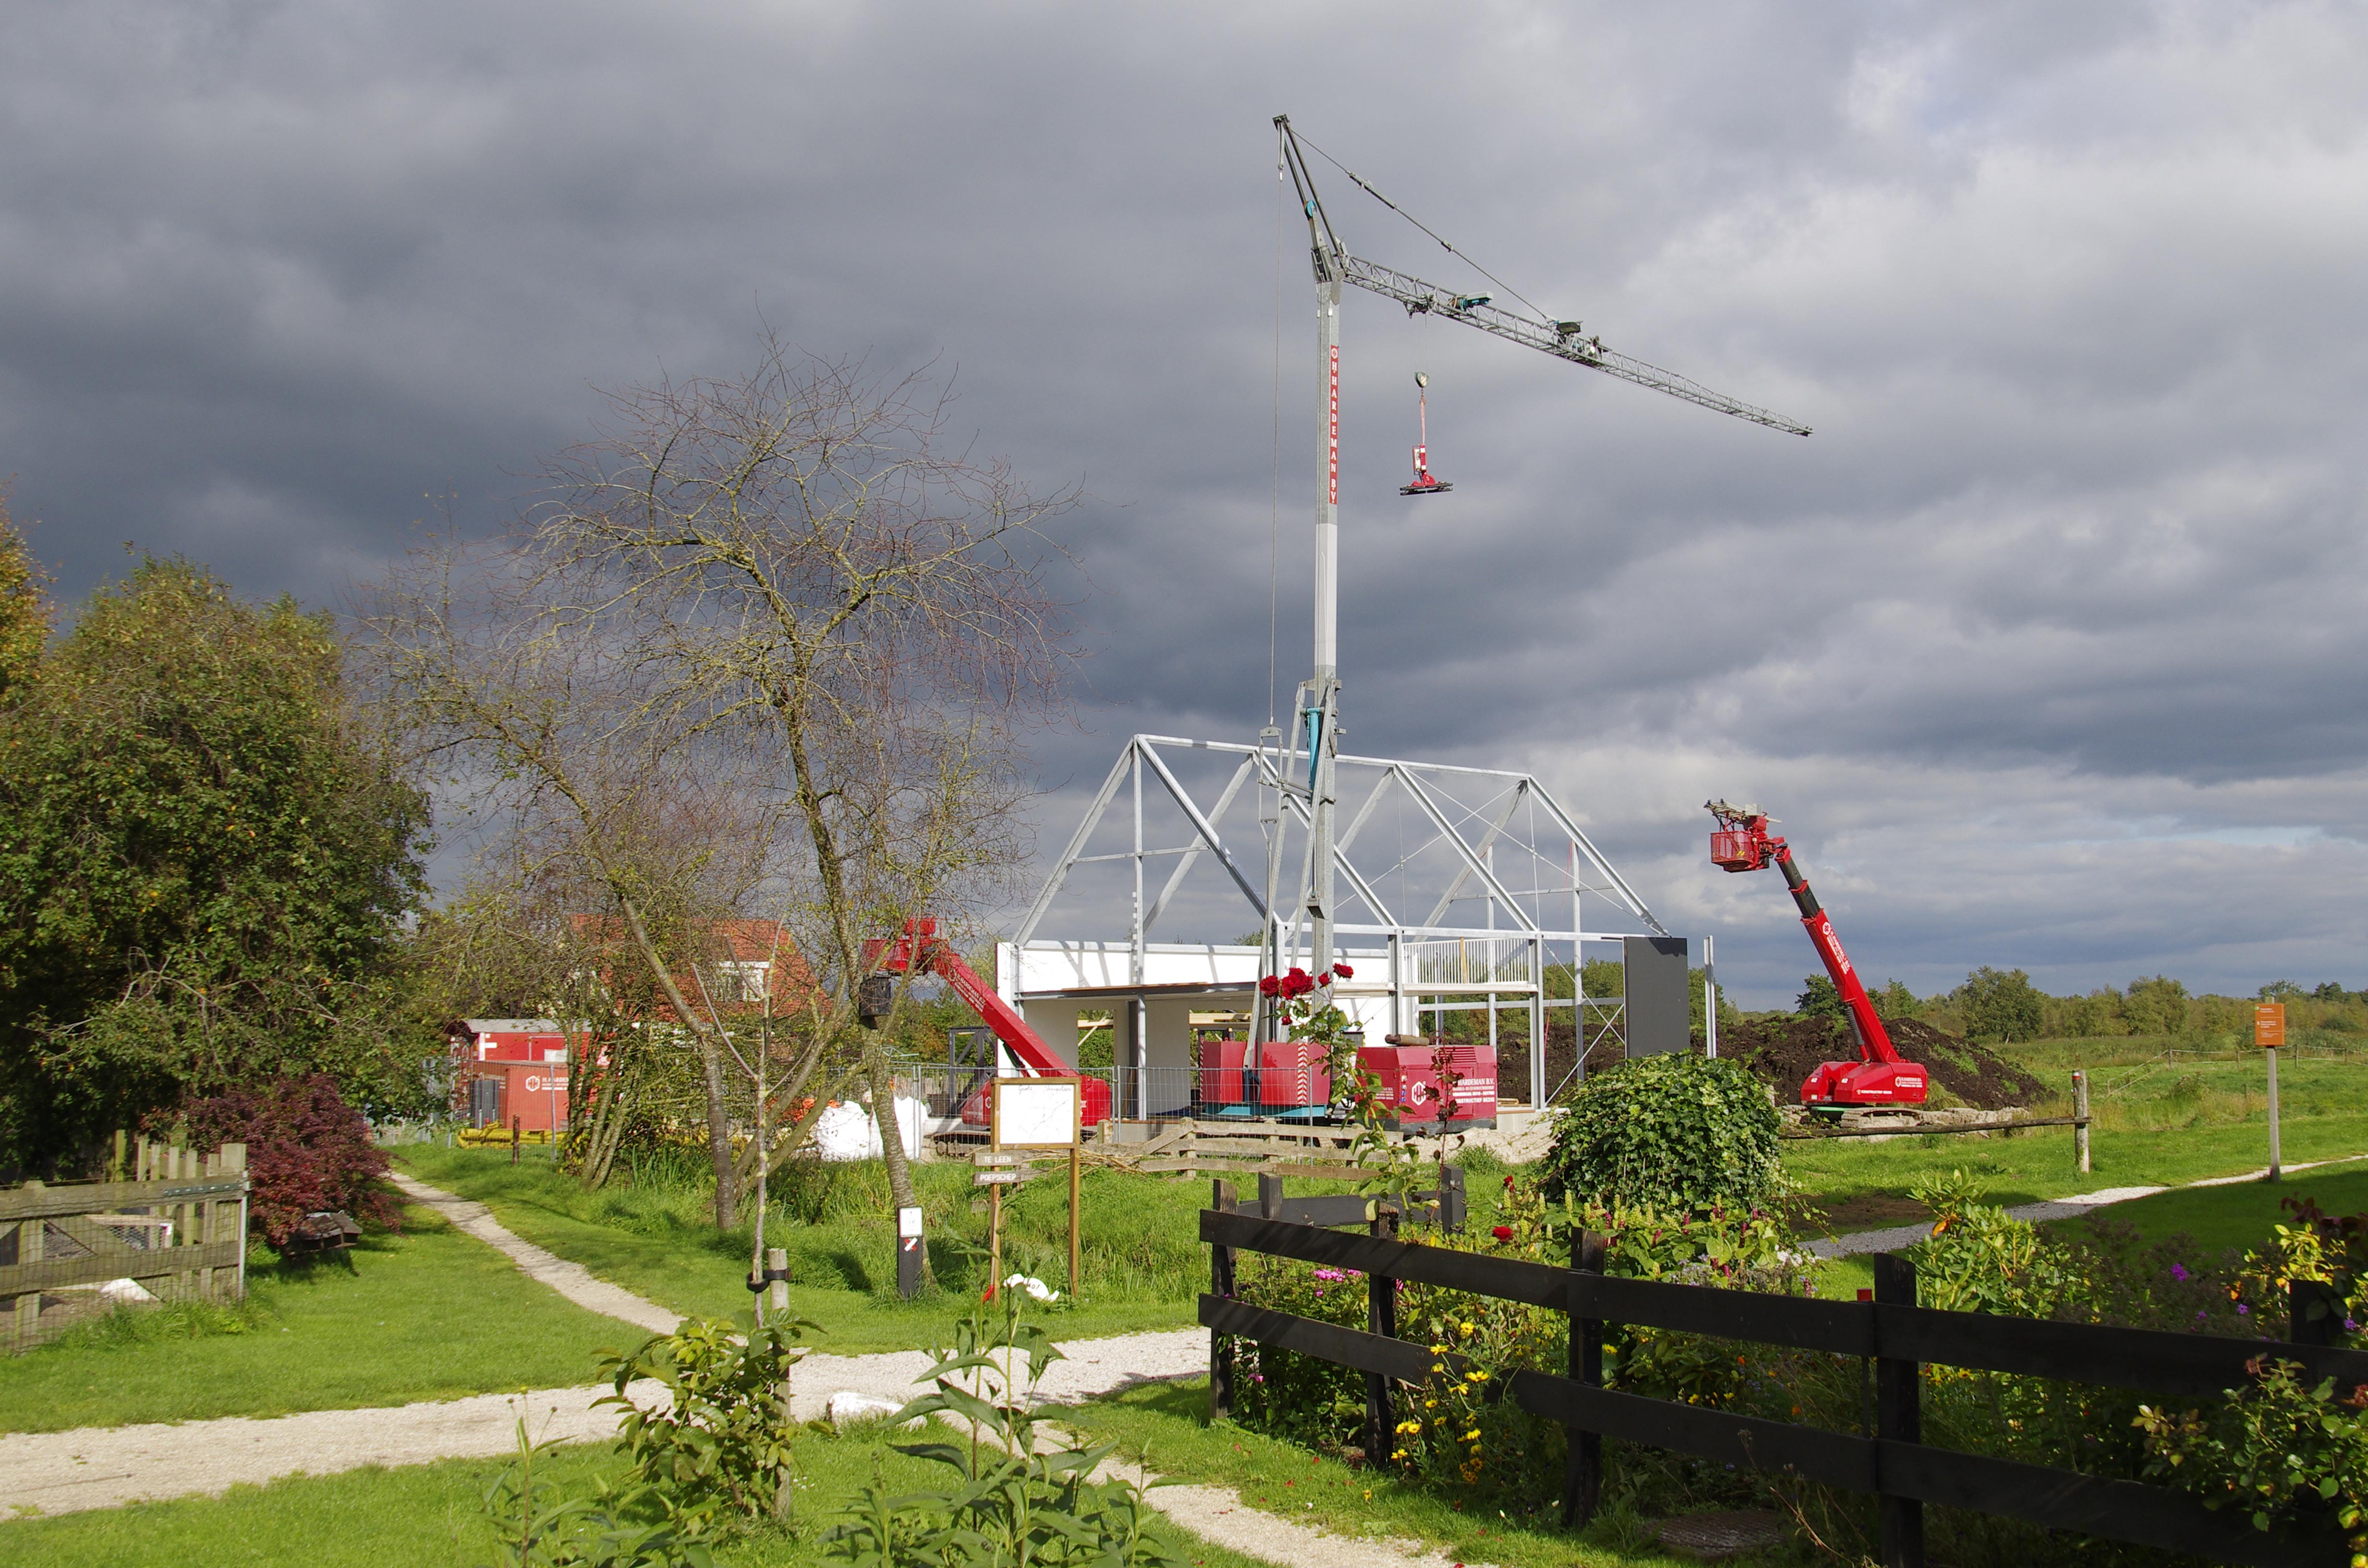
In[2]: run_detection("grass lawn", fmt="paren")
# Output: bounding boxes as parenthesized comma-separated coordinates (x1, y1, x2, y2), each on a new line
(0, 1418, 1282, 1568)
(1784, 1048, 2368, 1227)
(397, 1145, 1289, 1351)
(2040, 1160, 2368, 1258)
(1060, 1378, 1713, 1568)
(0, 1200, 636, 1434)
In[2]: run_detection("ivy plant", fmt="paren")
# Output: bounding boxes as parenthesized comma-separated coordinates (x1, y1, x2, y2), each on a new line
(1538, 1053, 1782, 1214)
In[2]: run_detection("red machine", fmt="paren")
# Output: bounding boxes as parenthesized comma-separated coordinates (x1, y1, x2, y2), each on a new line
(1705, 802, 1927, 1111)
(1194, 1038, 1332, 1118)
(1362, 1038, 1498, 1128)
(864, 919, 1113, 1128)
(1399, 372, 1454, 497)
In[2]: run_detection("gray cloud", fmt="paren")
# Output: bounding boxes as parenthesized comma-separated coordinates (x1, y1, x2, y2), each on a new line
(5, 1, 2366, 1005)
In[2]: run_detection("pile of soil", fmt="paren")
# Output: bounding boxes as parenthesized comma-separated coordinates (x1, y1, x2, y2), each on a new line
(1720, 1014, 2046, 1110)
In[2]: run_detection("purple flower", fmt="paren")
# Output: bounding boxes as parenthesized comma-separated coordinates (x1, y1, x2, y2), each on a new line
(2238, 1304, 2250, 1316)
(2348, 1319, 2360, 1333)
(2170, 1263, 2189, 1282)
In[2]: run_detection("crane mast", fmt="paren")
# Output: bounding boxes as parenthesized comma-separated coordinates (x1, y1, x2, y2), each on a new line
(1266, 114, 1811, 1047)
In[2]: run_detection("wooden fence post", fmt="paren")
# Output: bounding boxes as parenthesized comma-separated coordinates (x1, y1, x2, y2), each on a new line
(1364, 1199, 1399, 1470)
(1209, 1178, 1236, 1422)
(2072, 1072, 2090, 1175)
(1562, 1228, 1606, 1529)
(2291, 1276, 2346, 1346)
(1873, 1252, 1925, 1568)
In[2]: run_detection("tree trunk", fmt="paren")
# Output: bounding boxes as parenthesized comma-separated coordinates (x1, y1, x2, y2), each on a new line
(864, 1040, 929, 1284)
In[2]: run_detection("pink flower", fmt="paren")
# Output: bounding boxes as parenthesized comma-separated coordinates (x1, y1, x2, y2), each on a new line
(1490, 1225, 1515, 1242)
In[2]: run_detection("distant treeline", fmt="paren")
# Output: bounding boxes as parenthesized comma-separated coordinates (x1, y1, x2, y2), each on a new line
(1826, 968, 2357, 1047)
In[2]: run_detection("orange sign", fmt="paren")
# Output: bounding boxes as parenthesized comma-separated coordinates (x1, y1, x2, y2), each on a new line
(2255, 1003, 2286, 1049)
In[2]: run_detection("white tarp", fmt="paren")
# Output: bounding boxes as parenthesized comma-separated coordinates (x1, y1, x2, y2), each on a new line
(809, 1095, 925, 1161)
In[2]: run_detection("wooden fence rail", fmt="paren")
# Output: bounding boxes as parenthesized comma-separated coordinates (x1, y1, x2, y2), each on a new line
(2, 1141, 249, 1352)
(1203, 1192, 2364, 1568)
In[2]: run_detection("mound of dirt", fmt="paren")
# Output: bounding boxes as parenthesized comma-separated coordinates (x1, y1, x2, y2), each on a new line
(1720, 1014, 2046, 1110)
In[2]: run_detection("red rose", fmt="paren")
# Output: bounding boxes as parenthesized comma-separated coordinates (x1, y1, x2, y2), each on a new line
(1491, 1225, 1515, 1242)
(1333, 961, 1354, 979)
(1290, 973, 1315, 998)
(1286, 966, 1309, 982)
(1258, 975, 1281, 998)
(1315, 969, 1333, 988)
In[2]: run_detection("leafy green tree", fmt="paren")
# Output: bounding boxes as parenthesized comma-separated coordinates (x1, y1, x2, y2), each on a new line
(2259, 980, 2306, 1001)
(2315, 981, 2352, 1004)
(1796, 974, 1847, 1021)
(1871, 978, 1919, 1020)
(0, 557, 431, 1171)
(0, 495, 50, 699)
(2123, 975, 2191, 1036)
(1954, 967, 2047, 1044)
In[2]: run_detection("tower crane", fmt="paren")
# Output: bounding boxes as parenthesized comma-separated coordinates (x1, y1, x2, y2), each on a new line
(1264, 114, 1812, 1049)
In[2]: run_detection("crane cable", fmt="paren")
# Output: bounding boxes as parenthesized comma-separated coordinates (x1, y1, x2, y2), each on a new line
(1288, 126, 1556, 329)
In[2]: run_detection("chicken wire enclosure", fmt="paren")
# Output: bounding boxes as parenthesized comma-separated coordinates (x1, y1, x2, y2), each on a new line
(1002, 735, 1715, 1112)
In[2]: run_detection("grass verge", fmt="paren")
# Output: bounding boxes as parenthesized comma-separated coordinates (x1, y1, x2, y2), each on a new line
(1061, 1377, 1724, 1568)
(0, 1416, 1282, 1568)
(0, 1201, 634, 1433)
(396, 1145, 1283, 1350)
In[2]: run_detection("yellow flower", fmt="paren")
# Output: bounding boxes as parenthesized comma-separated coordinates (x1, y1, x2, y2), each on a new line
(1458, 1322, 1475, 1337)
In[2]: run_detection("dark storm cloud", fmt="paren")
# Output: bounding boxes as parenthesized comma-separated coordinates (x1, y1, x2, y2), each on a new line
(4, 1, 2365, 1004)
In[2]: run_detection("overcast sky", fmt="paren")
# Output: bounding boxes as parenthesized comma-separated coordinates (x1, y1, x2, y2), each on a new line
(6, 2, 2365, 1006)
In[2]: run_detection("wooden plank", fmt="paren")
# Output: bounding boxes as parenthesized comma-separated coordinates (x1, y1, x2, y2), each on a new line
(1510, 1370, 1876, 1491)
(1201, 1208, 1568, 1306)
(1571, 1274, 1872, 1357)
(1878, 1304, 2368, 1398)
(0, 1238, 244, 1295)
(1782, 1115, 2092, 1142)
(1200, 1295, 1467, 1387)
(0, 1177, 248, 1222)
(1879, 1442, 2339, 1568)
(1223, 1195, 1376, 1227)
(1511, 1370, 2337, 1567)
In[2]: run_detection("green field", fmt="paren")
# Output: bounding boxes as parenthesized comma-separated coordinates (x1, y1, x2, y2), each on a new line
(0, 1200, 634, 1433)
(0, 1417, 1278, 1568)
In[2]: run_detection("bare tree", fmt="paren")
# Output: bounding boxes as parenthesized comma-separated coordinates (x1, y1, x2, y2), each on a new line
(527, 343, 1077, 1226)
(358, 544, 791, 1225)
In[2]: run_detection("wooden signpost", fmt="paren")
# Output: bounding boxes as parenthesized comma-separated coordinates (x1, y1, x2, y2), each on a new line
(975, 1078, 1084, 1298)
(2256, 1002, 2286, 1181)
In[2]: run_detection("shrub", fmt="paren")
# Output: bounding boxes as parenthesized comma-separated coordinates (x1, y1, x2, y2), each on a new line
(825, 1296, 1179, 1567)
(179, 1073, 398, 1250)
(1539, 1053, 1781, 1214)
(597, 1315, 814, 1536)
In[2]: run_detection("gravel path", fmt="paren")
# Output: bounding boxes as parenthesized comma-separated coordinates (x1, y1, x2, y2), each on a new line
(388, 1171, 682, 1335)
(1808, 1152, 2368, 1258)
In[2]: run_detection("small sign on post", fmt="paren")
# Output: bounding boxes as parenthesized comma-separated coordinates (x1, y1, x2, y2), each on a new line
(896, 1206, 924, 1299)
(2257, 1003, 2286, 1181)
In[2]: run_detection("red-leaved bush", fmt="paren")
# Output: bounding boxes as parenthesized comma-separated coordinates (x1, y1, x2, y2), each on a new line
(179, 1075, 399, 1251)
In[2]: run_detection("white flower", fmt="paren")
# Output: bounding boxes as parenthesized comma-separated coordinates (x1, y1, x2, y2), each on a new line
(1003, 1272, 1060, 1303)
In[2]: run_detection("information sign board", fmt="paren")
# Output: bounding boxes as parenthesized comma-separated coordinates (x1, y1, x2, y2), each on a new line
(992, 1078, 1081, 1149)
(2256, 1003, 2287, 1049)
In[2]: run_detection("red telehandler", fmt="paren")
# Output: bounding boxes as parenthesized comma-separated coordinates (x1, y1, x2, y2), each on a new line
(1705, 802, 1928, 1112)
(862, 920, 1113, 1129)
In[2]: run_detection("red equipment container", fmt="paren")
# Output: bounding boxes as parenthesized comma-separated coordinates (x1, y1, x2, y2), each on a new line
(1196, 1038, 1247, 1107)
(1256, 1040, 1331, 1108)
(1356, 1042, 1498, 1128)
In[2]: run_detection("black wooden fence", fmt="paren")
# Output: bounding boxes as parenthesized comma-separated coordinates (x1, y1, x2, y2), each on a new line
(1202, 1179, 2368, 1568)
